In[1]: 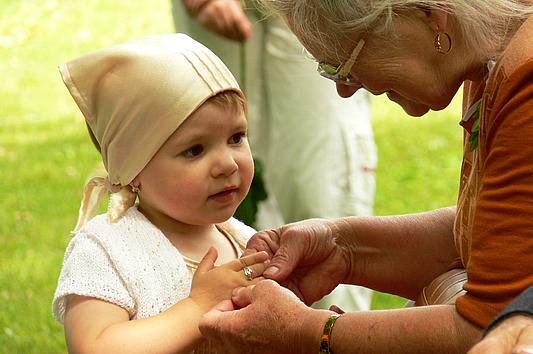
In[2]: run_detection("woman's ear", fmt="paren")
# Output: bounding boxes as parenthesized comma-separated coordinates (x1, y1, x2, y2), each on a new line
(417, 5, 449, 32)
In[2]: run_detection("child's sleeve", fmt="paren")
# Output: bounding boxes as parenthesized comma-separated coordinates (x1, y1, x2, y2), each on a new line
(52, 232, 135, 323)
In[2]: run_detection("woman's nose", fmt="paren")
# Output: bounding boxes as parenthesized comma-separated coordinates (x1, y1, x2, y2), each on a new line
(336, 83, 360, 98)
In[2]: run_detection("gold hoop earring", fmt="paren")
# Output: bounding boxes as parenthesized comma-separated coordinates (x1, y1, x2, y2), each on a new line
(434, 31, 452, 54)
(130, 184, 140, 193)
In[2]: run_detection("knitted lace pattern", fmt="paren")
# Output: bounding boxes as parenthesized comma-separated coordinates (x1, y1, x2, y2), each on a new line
(52, 206, 253, 323)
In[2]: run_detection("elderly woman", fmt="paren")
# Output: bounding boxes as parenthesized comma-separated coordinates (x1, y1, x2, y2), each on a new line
(199, 0, 533, 353)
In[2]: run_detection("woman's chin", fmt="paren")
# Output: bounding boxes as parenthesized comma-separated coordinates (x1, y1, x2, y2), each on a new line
(386, 93, 429, 117)
(407, 107, 430, 117)
(399, 102, 430, 117)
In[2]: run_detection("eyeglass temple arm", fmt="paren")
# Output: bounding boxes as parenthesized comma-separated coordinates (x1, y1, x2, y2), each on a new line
(338, 39, 365, 77)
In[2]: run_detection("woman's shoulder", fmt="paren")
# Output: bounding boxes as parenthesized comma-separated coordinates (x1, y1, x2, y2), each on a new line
(482, 17, 533, 125)
(499, 16, 533, 76)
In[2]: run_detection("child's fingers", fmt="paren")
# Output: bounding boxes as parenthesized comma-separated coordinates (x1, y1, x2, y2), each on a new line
(196, 247, 218, 274)
(227, 251, 270, 271)
(239, 261, 269, 282)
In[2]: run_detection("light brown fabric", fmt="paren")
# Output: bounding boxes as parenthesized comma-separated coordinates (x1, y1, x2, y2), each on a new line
(454, 17, 533, 328)
(415, 268, 467, 306)
(61, 34, 243, 230)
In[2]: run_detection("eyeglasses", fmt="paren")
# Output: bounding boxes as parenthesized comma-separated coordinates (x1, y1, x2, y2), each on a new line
(317, 39, 365, 86)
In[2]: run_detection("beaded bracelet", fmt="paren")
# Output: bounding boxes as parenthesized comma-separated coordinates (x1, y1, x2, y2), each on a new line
(319, 313, 342, 354)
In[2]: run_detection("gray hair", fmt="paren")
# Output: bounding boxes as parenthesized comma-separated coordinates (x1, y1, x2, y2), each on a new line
(256, 0, 533, 61)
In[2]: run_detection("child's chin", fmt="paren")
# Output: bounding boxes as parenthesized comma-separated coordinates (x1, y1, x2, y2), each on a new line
(211, 210, 237, 224)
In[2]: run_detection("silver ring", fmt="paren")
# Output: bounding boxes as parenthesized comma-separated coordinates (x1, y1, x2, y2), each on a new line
(243, 266, 253, 281)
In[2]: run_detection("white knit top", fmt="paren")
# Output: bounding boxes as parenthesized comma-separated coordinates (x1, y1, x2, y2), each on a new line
(52, 206, 254, 324)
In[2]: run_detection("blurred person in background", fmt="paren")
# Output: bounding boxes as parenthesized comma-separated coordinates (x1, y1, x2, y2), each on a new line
(173, 0, 377, 312)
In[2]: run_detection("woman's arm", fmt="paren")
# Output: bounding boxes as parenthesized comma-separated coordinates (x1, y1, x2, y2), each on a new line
(304, 303, 482, 354)
(200, 280, 482, 354)
(248, 206, 458, 302)
(336, 206, 458, 299)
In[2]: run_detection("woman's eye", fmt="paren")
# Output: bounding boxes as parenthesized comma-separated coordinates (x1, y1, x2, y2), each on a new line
(229, 132, 246, 145)
(182, 145, 204, 158)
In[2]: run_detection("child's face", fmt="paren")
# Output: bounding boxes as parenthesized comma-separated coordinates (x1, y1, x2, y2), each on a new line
(134, 100, 253, 226)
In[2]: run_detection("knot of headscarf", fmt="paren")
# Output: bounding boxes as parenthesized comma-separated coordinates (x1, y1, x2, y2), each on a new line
(72, 176, 137, 233)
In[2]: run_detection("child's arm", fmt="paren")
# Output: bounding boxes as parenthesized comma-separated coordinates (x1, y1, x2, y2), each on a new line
(63, 248, 269, 354)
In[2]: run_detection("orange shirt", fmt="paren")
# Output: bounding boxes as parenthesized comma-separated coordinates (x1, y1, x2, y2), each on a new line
(454, 17, 533, 328)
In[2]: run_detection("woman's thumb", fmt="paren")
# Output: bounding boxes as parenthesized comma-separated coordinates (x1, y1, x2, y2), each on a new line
(263, 245, 298, 281)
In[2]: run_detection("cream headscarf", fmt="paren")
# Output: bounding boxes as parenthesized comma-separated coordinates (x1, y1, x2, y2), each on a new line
(60, 33, 243, 232)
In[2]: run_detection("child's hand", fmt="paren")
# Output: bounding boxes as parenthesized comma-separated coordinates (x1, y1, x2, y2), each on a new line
(189, 247, 269, 312)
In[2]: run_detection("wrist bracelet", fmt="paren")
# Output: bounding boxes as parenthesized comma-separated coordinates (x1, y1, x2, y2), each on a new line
(319, 313, 342, 354)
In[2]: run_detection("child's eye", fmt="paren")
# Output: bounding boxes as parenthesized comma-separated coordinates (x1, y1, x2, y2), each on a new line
(182, 145, 204, 158)
(229, 132, 246, 145)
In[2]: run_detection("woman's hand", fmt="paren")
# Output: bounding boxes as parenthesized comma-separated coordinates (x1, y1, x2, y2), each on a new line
(189, 247, 269, 312)
(199, 280, 329, 354)
(183, 0, 252, 42)
(468, 315, 533, 354)
(245, 218, 352, 305)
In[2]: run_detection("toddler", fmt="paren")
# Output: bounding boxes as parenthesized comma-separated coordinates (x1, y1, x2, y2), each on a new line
(52, 33, 268, 354)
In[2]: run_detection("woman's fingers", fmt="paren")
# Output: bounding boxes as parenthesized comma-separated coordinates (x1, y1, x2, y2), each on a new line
(246, 229, 281, 258)
(468, 315, 533, 354)
(231, 285, 254, 308)
(248, 225, 306, 281)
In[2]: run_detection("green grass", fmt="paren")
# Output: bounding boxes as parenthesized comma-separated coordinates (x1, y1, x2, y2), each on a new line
(372, 94, 463, 216)
(0, 1, 463, 351)
(370, 94, 463, 310)
(1, 1, 175, 352)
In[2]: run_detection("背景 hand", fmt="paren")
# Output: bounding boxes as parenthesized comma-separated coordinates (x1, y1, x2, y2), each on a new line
(183, 0, 252, 42)
(468, 314, 533, 354)
(245, 218, 352, 305)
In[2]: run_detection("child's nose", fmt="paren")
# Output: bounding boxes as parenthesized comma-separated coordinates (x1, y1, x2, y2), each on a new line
(212, 150, 238, 177)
